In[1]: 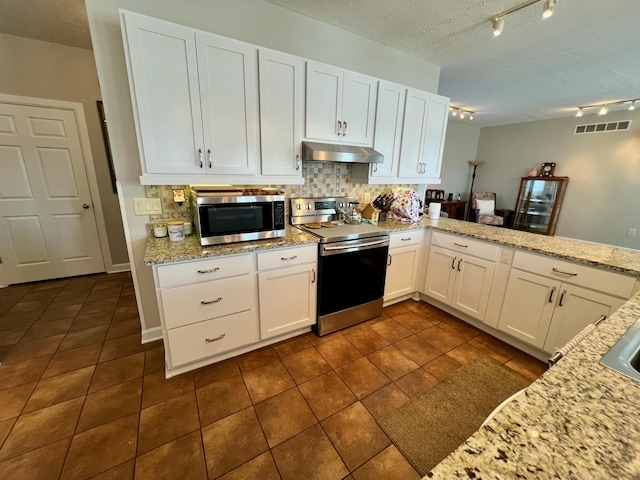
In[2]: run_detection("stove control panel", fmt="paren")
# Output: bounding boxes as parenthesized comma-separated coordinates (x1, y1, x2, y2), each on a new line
(290, 197, 358, 223)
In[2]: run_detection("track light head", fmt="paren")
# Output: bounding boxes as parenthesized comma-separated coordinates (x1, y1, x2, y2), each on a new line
(492, 17, 504, 36)
(576, 108, 583, 118)
(452, 109, 457, 117)
(469, 115, 474, 120)
(630, 101, 636, 111)
(542, 0, 556, 18)
(460, 112, 465, 119)
(599, 105, 608, 115)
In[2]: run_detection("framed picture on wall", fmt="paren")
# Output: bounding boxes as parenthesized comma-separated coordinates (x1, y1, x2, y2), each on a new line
(97, 101, 117, 193)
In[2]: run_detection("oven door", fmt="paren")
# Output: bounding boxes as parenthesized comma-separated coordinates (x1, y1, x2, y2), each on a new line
(317, 237, 389, 323)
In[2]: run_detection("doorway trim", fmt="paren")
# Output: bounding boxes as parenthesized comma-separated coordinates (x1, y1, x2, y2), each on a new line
(0, 93, 115, 285)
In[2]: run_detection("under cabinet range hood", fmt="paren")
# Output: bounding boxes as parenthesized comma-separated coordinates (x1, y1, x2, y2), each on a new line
(301, 141, 383, 164)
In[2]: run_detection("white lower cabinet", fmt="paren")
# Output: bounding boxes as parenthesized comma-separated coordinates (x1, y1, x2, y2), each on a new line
(385, 230, 424, 301)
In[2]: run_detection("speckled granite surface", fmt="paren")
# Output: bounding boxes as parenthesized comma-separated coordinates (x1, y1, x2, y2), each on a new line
(144, 225, 319, 265)
(426, 291, 640, 479)
(377, 217, 640, 276)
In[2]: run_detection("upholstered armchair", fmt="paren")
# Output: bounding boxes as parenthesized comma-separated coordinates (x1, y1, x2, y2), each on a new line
(470, 192, 504, 226)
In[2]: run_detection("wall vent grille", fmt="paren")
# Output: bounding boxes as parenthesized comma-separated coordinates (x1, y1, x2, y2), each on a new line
(575, 120, 632, 135)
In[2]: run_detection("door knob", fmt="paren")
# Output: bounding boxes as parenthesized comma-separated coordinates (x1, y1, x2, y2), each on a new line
(82, 204, 90, 209)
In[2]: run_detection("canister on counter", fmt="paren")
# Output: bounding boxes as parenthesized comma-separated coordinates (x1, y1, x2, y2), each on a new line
(153, 223, 167, 238)
(167, 221, 185, 242)
(183, 221, 193, 235)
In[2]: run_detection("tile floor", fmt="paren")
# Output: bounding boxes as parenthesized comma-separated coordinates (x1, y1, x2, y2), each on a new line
(0, 272, 548, 479)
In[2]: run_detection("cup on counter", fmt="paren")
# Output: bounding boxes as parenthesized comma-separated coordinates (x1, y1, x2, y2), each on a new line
(428, 202, 441, 220)
(167, 221, 185, 242)
(153, 223, 167, 238)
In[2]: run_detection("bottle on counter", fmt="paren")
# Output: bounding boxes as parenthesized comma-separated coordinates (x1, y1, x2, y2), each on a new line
(457, 194, 461, 201)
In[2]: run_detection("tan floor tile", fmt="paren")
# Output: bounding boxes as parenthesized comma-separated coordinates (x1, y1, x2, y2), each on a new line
(361, 384, 410, 420)
(87, 287, 122, 302)
(99, 333, 145, 363)
(468, 333, 519, 364)
(352, 445, 420, 480)
(0, 382, 36, 421)
(417, 325, 466, 352)
(58, 325, 109, 352)
(0, 327, 27, 346)
(315, 336, 363, 368)
(219, 451, 280, 480)
(116, 295, 137, 309)
(446, 343, 485, 364)
(242, 360, 295, 403)
(367, 346, 420, 381)
(394, 335, 443, 365)
(0, 418, 16, 448)
(236, 347, 279, 372)
(89, 460, 134, 479)
(0, 315, 35, 332)
(272, 424, 347, 480)
(142, 370, 195, 409)
(343, 326, 390, 355)
(281, 347, 331, 384)
(23, 366, 94, 413)
(255, 388, 317, 447)
(383, 302, 411, 317)
(305, 330, 342, 346)
(20, 288, 62, 303)
(89, 352, 145, 393)
(42, 344, 102, 379)
(106, 319, 141, 341)
(134, 431, 207, 480)
(2, 334, 64, 364)
(437, 316, 483, 341)
(298, 371, 357, 421)
(60, 413, 138, 480)
(21, 319, 73, 342)
(0, 437, 71, 480)
(112, 305, 139, 323)
(77, 298, 118, 316)
(423, 354, 461, 380)
(392, 311, 436, 333)
(77, 378, 142, 433)
(67, 311, 113, 333)
(394, 368, 439, 398)
(195, 374, 251, 427)
(370, 319, 412, 343)
(143, 346, 166, 376)
(193, 358, 240, 389)
(138, 391, 200, 455)
(0, 397, 83, 461)
(336, 357, 389, 399)
(0, 356, 51, 390)
(201, 407, 268, 478)
(273, 335, 314, 357)
(504, 353, 548, 382)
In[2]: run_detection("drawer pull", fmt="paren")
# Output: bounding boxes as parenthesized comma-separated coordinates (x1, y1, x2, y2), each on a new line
(457, 258, 463, 271)
(401, 237, 412, 241)
(552, 267, 578, 277)
(205, 333, 226, 343)
(197, 267, 220, 274)
(454, 242, 468, 248)
(548, 286, 557, 303)
(281, 255, 298, 261)
(201, 297, 222, 305)
(312, 269, 316, 283)
(558, 289, 567, 307)
(451, 257, 457, 270)
(388, 254, 392, 266)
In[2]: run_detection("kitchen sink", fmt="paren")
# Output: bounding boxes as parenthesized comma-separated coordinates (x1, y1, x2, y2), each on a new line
(601, 320, 640, 382)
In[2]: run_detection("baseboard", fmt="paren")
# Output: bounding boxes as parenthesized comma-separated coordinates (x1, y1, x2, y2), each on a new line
(107, 262, 131, 274)
(141, 326, 163, 344)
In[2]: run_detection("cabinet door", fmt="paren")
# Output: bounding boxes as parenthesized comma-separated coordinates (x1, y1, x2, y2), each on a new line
(543, 285, 625, 353)
(384, 245, 418, 301)
(451, 254, 495, 321)
(258, 263, 317, 339)
(498, 269, 560, 349)
(398, 89, 429, 178)
(341, 71, 377, 145)
(305, 62, 342, 142)
(258, 49, 304, 177)
(196, 33, 259, 175)
(422, 94, 449, 179)
(372, 81, 405, 178)
(423, 246, 457, 304)
(122, 12, 204, 174)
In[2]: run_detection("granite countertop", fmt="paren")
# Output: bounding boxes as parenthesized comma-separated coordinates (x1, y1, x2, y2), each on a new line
(144, 225, 319, 265)
(427, 290, 640, 479)
(377, 217, 640, 276)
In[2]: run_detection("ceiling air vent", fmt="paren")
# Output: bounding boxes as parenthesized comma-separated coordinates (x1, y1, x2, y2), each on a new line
(575, 120, 632, 135)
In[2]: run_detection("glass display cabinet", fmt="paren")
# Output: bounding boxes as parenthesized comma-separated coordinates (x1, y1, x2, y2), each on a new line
(513, 176, 569, 236)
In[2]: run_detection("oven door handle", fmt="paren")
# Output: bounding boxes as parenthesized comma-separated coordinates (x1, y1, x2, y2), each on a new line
(323, 239, 389, 251)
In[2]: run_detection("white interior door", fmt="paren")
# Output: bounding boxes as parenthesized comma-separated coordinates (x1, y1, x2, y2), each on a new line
(0, 102, 105, 284)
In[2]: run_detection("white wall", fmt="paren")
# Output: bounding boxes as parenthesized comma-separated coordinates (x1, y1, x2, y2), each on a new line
(0, 33, 129, 267)
(85, 0, 442, 330)
(475, 109, 640, 248)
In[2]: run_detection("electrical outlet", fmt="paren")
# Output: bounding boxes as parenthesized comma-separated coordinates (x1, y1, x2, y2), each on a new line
(628, 228, 637, 237)
(133, 198, 162, 215)
(500, 249, 514, 264)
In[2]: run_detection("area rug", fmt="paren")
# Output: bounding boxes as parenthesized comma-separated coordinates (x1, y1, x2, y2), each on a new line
(377, 357, 529, 476)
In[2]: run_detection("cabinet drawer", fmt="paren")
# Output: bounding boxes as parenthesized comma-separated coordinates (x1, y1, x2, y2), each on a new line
(161, 274, 257, 329)
(156, 254, 254, 288)
(257, 245, 317, 271)
(389, 229, 424, 249)
(167, 310, 259, 367)
(431, 232, 499, 261)
(512, 251, 635, 299)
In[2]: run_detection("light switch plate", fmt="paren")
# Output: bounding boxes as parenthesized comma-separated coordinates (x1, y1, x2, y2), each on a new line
(133, 197, 162, 215)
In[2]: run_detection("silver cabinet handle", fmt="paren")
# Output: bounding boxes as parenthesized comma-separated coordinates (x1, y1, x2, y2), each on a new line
(552, 267, 578, 277)
(201, 297, 222, 305)
(281, 255, 298, 261)
(198, 148, 203, 168)
(454, 242, 468, 248)
(207, 149, 212, 168)
(457, 258, 463, 271)
(296, 154, 301, 171)
(205, 333, 226, 343)
(343, 121, 347, 136)
(558, 289, 567, 307)
(337, 120, 342, 136)
(197, 267, 220, 274)
(401, 237, 412, 241)
(388, 254, 392, 266)
(548, 286, 557, 303)
(311, 269, 316, 283)
(373, 163, 378, 173)
(451, 256, 457, 270)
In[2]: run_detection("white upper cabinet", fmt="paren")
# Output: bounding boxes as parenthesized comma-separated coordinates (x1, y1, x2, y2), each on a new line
(305, 61, 377, 146)
(258, 49, 304, 177)
(371, 81, 406, 179)
(422, 94, 449, 179)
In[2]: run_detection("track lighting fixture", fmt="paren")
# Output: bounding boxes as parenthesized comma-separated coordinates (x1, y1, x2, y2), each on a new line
(489, 0, 559, 37)
(449, 106, 475, 120)
(575, 98, 639, 117)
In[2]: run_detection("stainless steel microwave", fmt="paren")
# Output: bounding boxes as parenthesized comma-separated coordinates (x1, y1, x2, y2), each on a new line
(190, 188, 286, 246)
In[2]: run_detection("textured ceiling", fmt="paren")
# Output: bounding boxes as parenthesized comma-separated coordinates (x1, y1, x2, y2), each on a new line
(1, 0, 638, 127)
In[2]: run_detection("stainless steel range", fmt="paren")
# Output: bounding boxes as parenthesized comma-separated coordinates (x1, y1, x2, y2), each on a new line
(291, 197, 390, 336)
